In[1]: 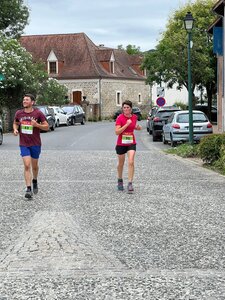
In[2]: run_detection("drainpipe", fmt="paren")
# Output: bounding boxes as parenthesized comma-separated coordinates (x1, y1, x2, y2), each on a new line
(98, 78, 102, 121)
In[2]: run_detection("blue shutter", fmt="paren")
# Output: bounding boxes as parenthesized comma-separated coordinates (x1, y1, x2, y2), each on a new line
(213, 27, 223, 56)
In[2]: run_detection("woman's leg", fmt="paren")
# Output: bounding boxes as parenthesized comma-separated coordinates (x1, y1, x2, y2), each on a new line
(117, 154, 126, 179)
(127, 150, 136, 182)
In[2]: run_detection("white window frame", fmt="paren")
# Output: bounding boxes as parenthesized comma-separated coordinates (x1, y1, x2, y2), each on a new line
(116, 91, 122, 106)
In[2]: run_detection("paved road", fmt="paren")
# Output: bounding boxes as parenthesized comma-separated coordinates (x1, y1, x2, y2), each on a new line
(0, 121, 225, 299)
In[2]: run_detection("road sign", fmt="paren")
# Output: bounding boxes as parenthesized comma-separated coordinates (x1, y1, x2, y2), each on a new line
(157, 86, 165, 97)
(156, 97, 166, 107)
(0, 74, 5, 81)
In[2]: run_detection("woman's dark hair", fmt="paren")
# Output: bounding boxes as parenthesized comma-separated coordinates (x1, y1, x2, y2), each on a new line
(122, 100, 132, 108)
(24, 93, 35, 101)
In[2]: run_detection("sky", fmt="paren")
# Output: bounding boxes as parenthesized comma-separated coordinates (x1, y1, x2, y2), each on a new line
(24, 0, 187, 51)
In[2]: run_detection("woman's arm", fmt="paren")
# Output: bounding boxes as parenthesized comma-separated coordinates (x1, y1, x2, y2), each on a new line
(115, 119, 132, 135)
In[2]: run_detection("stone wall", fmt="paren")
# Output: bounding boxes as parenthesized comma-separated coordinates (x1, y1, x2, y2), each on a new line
(60, 78, 150, 119)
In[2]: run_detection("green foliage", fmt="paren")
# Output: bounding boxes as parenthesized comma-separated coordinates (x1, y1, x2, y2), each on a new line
(174, 101, 188, 110)
(0, 36, 47, 108)
(213, 145, 225, 174)
(197, 134, 225, 164)
(0, 0, 29, 38)
(166, 143, 199, 158)
(117, 44, 141, 55)
(37, 78, 68, 106)
(142, 0, 217, 102)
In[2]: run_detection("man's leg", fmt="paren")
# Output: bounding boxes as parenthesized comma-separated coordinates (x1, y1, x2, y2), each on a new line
(31, 158, 39, 180)
(22, 155, 33, 198)
(22, 156, 32, 187)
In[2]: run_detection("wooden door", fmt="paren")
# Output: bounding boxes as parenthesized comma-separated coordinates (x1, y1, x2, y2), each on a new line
(73, 91, 82, 105)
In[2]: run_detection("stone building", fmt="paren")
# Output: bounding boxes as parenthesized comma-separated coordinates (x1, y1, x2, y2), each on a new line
(20, 33, 150, 120)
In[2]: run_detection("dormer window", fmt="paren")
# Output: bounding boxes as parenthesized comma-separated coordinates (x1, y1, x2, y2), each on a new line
(49, 61, 57, 74)
(110, 52, 115, 74)
(47, 50, 58, 75)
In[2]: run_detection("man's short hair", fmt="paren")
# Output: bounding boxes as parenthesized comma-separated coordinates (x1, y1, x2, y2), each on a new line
(24, 93, 35, 101)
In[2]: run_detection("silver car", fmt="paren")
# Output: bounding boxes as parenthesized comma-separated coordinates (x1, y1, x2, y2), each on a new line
(162, 110, 213, 147)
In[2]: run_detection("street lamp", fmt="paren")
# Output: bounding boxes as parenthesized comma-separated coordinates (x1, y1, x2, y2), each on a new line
(184, 12, 194, 144)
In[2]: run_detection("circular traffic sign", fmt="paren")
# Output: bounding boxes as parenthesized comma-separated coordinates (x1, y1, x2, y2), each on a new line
(156, 97, 166, 107)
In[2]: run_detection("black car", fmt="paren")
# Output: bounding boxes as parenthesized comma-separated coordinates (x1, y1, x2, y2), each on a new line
(113, 107, 142, 121)
(146, 106, 158, 134)
(194, 105, 217, 123)
(151, 106, 181, 141)
(61, 105, 86, 125)
(35, 106, 56, 131)
(0, 118, 3, 145)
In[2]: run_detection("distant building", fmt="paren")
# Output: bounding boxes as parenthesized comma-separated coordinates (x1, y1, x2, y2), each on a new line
(20, 33, 150, 119)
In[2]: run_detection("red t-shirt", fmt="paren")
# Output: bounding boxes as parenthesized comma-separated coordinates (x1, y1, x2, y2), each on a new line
(116, 114, 137, 146)
(14, 108, 47, 146)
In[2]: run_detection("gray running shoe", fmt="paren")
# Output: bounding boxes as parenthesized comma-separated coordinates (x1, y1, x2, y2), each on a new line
(25, 189, 33, 199)
(33, 182, 38, 194)
(127, 182, 134, 193)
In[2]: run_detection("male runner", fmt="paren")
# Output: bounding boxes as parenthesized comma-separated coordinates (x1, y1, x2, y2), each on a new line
(13, 94, 49, 199)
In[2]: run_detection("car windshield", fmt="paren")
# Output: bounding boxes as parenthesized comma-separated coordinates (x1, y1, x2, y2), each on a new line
(37, 107, 45, 114)
(177, 113, 208, 123)
(62, 107, 73, 113)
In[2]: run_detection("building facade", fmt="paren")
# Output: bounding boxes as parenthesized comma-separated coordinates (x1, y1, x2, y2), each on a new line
(20, 33, 150, 119)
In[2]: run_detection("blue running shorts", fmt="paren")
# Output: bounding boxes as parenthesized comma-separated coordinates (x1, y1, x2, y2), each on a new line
(20, 146, 41, 159)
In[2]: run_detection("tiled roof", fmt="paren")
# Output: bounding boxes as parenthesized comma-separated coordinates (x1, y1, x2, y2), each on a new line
(20, 33, 146, 81)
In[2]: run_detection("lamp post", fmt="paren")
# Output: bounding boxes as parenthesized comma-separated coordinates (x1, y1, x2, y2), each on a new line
(184, 12, 194, 144)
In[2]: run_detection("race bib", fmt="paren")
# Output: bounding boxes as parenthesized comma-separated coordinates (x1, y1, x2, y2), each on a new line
(21, 121, 33, 135)
(122, 133, 133, 144)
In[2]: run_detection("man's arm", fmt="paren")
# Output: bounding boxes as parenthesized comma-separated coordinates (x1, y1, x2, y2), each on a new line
(13, 120, 19, 136)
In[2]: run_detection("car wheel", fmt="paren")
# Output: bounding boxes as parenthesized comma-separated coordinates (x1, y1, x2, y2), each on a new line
(71, 118, 75, 125)
(0, 131, 3, 145)
(162, 133, 168, 144)
(170, 134, 177, 147)
(81, 117, 85, 125)
(152, 131, 157, 142)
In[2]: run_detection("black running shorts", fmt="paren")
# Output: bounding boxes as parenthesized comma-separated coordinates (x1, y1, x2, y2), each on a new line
(115, 144, 136, 155)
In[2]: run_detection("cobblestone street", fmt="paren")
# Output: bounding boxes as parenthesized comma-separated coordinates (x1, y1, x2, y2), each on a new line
(1, 125, 225, 299)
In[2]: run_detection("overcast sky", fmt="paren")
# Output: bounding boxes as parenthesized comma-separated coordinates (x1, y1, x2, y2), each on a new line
(24, 0, 187, 51)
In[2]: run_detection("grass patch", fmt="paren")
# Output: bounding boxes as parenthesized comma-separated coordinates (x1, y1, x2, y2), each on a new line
(165, 143, 199, 158)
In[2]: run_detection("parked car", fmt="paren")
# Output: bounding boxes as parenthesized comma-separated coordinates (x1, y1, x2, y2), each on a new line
(146, 106, 158, 134)
(0, 118, 3, 145)
(162, 110, 213, 147)
(151, 106, 181, 141)
(194, 105, 217, 123)
(113, 107, 142, 121)
(49, 106, 69, 127)
(35, 105, 56, 131)
(61, 105, 85, 125)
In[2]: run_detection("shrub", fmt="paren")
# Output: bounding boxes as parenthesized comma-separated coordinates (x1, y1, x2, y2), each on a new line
(213, 145, 225, 174)
(197, 134, 225, 164)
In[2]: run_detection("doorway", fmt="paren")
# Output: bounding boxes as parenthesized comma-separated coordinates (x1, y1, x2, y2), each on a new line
(73, 91, 82, 105)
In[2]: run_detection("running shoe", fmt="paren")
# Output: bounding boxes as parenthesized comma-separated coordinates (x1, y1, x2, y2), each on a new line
(127, 182, 134, 193)
(25, 189, 33, 199)
(33, 182, 38, 194)
(117, 179, 124, 191)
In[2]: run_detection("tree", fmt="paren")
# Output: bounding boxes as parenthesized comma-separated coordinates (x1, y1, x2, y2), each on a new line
(0, 0, 29, 38)
(0, 36, 47, 109)
(117, 44, 141, 55)
(142, 0, 217, 120)
(37, 78, 68, 106)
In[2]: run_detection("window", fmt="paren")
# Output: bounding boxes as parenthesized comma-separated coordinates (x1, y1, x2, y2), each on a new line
(138, 93, 142, 103)
(116, 92, 121, 106)
(110, 61, 114, 73)
(49, 61, 57, 74)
